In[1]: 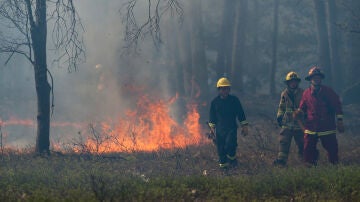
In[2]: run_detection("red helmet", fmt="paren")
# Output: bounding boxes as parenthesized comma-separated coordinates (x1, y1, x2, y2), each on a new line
(305, 66, 325, 81)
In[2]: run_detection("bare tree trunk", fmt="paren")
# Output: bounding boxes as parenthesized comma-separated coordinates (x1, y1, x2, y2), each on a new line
(313, 0, 333, 86)
(346, 0, 360, 86)
(270, 0, 279, 96)
(33, 1, 51, 155)
(348, 38, 360, 87)
(342, 0, 360, 105)
(26, 0, 51, 154)
(170, 25, 186, 98)
(327, 0, 342, 92)
(189, 0, 208, 120)
(177, 15, 192, 99)
(231, 0, 248, 92)
(246, 0, 260, 93)
(216, 0, 236, 77)
(1, 0, 84, 154)
(168, 22, 187, 122)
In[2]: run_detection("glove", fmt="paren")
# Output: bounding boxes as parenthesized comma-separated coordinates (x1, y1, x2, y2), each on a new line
(208, 122, 216, 129)
(277, 116, 283, 127)
(337, 119, 345, 133)
(208, 122, 216, 133)
(241, 125, 248, 137)
(293, 109, 304, 120)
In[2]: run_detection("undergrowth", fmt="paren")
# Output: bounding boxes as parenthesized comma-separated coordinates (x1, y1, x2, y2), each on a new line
(1, 104, 359, 201)
(0, 146, 359, 201)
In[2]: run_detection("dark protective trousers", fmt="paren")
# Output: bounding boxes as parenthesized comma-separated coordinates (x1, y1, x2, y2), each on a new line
(277, 128, 304, 161)
(304, 133, 339, 165)
(215, 128, 237, 164)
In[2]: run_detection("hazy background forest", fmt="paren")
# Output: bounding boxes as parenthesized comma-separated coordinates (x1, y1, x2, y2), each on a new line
(0, 0, 359, 150)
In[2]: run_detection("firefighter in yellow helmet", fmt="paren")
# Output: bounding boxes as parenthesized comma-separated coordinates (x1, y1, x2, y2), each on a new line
(208, 77, 248, 169)
(273, 71, 304, 166)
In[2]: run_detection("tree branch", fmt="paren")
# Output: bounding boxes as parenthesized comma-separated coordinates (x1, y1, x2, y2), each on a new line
(120, 0, 183, 54)
(49, 0, 85, 72)
(0, 0, 85, 71)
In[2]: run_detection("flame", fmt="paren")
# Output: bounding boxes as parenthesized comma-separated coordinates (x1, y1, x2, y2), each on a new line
(0, 116, 34, 127)
(83, 94, 206, 153)
(0, 117, 83, 128)
(1, 94, 208, 153)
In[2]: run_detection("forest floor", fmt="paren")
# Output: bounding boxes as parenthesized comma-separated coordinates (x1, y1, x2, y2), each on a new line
(2, 93, 359, 176)
(1, 94, 360, 201)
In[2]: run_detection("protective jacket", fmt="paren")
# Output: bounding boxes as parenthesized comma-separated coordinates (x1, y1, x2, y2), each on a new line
(299, 85, 343, 135)
(277, 88, 304, 130)
(209, 95, 247, 129)
(209, 94, 247, 167)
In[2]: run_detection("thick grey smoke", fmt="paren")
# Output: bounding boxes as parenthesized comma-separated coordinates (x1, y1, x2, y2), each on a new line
(0, 0, 176, 148)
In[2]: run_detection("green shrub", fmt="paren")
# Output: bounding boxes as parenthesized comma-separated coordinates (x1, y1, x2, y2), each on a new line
(0, 150, 359, 201)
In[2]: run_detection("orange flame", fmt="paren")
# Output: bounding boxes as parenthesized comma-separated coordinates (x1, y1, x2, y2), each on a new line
(0, 116, 34, 127)
(1, 95, 208, 153)
(83, 94, 206, 153)
(0, 117, 84, 128)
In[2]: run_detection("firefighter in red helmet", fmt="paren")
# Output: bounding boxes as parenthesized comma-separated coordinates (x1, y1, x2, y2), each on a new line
(294, 66, 344, 166)
(273, 71, 304, 167)
(208, 77, 248, 169)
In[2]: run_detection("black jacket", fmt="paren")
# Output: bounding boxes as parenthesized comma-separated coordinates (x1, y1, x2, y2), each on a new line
(209, 94, 247, 130)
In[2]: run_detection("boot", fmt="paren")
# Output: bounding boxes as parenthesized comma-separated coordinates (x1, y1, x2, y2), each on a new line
(219, 162, 229, 169)
(273, 159, 287, 167)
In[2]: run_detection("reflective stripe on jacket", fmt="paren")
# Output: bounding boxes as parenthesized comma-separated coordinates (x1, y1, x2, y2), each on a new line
(277, 88, 304, 130)
(209, 94, 247, 130)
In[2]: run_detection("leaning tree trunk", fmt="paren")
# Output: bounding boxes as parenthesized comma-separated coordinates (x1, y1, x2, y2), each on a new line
(28, 0, 51, 154)
(313, 0, 333, 86)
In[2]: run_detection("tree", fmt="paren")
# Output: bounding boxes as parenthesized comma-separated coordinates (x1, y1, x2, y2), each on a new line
(245, 0, 261, 93)
(0, 0, 84, 154)
(120, 0, 183, 53)
(119, 0, 185, 98)
(327, 0, 342, 91)
(344, 0, 360, 86)
(313, 0, 333, 86)
(231, 0, 248, 92)
(269, 0, 279, 96)
(120, 1, 209, 114)
(188, 0, 208, 119)
(216, 0, 236, 78)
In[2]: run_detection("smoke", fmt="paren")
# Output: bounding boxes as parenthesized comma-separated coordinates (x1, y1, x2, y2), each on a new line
(0, 0, 183, 148)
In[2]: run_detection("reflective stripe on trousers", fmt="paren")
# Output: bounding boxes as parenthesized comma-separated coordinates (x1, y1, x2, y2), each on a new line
(303, 133, 338, 165)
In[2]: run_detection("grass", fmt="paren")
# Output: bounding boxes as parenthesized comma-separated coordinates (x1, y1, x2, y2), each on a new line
(0, 138, 359, 201)
(1, 103, 359, 201)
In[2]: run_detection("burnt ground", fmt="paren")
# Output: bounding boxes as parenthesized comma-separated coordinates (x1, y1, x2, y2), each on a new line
(45, 94, 360, 177)
(1, 94, 359, 178)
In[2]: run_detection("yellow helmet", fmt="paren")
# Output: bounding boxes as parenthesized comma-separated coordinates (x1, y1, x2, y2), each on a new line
(216, 77, 231, 88)
(284, 71, 301, 83)
(305, 66, 325, 81)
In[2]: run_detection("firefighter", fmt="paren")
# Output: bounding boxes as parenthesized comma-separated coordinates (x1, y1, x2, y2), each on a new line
(208, 77, 248, 169)
(273, 71, 304, 166)
(294, 66, 344, 166)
